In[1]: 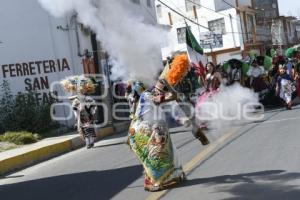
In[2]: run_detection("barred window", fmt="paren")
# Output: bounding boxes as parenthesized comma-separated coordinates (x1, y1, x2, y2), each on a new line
(156, 4, 162, 18)
(177, 27, 186, 44)
(208, 18, 226, 34)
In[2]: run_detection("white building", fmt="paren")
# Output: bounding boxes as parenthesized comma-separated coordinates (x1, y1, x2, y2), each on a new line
(155, 0, 261, 64)
(0, 0, 92, 99)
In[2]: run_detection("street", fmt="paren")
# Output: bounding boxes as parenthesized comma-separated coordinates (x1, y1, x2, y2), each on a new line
(1, 105, 300, 200)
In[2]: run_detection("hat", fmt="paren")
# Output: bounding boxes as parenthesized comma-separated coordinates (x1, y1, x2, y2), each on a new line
(154, 79, 168, 93)
(285, 47, 296, 58)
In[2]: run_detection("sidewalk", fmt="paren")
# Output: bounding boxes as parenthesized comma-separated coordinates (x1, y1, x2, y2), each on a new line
(0, 122, 130, 176)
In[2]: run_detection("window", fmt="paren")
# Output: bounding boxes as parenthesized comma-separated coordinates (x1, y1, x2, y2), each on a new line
(246, 14, 255, 42)
(156, 4, 162, 18)
(131, 0, 140, 4)
(185, 0, 201, 12)
(168, 12, 173, 25)
(147, 0, 151, 7)
(177, 27, 186, 44)
(208, 18, 226, 34)
(287, 22, 292, 36)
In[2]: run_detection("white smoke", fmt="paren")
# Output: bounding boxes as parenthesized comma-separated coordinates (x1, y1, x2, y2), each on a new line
(38, 0, 165, 84)
(196, 83, 262, 135)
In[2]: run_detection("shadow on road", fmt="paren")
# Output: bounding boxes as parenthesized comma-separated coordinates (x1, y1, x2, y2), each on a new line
(172, 170, 300, 200)
(0, 165, 143, 200)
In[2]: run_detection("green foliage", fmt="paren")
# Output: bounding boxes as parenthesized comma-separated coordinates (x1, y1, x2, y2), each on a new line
(0, 81, 58, 135)
(0, 131, 38, 145)
(0, 80, 14, 133)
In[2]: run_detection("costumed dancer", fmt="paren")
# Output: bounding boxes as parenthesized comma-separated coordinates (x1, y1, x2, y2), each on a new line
(61, 76, 98, 148)
(247, 59, 268, 100)
(196, 62, 222, 129)
(205, 62, 223, 91)
(161, 55, 210, 144)
(276, 65, 295, 110)
(128, 54, 208, 192)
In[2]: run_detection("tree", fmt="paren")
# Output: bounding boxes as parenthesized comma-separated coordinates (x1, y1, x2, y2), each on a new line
(0, 80, 14, 133)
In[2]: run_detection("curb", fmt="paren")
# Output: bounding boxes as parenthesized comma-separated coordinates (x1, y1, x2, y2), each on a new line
(0, 123, 130, 176)
(0, 139, 74, 176)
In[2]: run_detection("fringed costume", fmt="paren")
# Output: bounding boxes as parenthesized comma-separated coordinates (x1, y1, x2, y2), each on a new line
(61, 76, 98, 148)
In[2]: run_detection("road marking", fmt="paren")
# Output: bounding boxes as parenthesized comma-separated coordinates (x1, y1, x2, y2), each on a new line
(146, 128, 238, 200)
(248, 116, 300, 126)
(261, 117, 300, 124)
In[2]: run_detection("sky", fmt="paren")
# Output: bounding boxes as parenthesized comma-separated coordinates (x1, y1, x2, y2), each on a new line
(278, 0, 300, 17)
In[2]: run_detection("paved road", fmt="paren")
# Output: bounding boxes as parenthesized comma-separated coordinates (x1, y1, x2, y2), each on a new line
(1, 105, 300, 200)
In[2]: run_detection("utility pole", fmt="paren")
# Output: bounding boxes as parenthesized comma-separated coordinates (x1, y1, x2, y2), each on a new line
(235, 0, 245, 50)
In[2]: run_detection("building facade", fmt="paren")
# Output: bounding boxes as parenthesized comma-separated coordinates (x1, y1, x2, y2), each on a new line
(291, 20, 300, 41)
(0, 0, 157, 127)
(271, 16, 298, 48)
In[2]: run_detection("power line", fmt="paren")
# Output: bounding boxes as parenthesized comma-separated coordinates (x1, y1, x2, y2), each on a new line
(169, 0, 186, 14)
(157, 0, 213, 31)
(156, 0, 270, 37)
(185, 0, 239, 22)
(222, 0, 236, 9)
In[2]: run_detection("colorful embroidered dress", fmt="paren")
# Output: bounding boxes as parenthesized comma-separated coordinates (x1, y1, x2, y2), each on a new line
(128, 92, 184, 191)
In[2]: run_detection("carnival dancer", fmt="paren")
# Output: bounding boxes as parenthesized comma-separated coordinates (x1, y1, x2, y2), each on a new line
(205, 62, 223, 90)
(276, 65, 295, 110)
(195, 62, 222, 129)
(162, 55, 210, 145)
(72, 95, 98, 148)
(61, 76, 98, 148)
(247, 59, 268, 100)
(128, 81, 186, 192)
(128, 54, 208, 191)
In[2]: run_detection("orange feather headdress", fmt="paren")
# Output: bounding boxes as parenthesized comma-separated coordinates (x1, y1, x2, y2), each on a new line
(164, 54, 189, 86)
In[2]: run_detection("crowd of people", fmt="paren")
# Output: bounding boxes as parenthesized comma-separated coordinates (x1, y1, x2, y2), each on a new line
(176, 49, 300, 110)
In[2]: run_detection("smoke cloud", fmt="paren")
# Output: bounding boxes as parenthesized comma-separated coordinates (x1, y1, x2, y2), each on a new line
(38, 0, 165, 84)
(196, 83, 262, 136)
